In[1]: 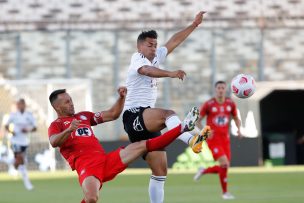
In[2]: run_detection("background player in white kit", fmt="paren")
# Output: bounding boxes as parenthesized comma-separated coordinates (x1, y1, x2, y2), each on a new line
(4, 98, 36, 190)
(123, 11, 210, 203)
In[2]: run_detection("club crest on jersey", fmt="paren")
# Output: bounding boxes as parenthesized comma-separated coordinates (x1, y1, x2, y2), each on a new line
(226, 105, 231, 112)
(80, 115, 87, 120)
(212, 107, 217, 112)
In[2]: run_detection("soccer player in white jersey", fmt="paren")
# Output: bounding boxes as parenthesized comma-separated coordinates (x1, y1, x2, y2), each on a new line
(123, 11, 210, 203)
(5, 98, 36, 190)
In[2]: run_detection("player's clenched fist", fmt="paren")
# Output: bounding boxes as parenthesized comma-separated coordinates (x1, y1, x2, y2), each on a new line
(117, 86, 127, 98)
(170, 70, 186, 80)
(193, 11, 206, 27)
(68, 119, 81, 132)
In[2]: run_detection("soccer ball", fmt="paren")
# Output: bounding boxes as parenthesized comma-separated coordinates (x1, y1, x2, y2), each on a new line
(231, 74, 256, 98)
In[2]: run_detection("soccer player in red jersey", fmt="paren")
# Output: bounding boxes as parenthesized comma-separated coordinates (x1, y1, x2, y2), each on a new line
(193, 81, 242, 200)
(48, 87, 199, 203)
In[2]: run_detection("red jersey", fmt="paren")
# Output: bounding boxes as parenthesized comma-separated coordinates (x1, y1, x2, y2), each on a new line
(200, 97, 237, 137)
(48, 111, 104, 170)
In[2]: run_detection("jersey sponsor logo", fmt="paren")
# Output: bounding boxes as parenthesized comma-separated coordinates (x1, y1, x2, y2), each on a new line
(133, 116, 144, 131)
(226, 105, 231, 112)
(64, 121, 70, 126)
(80, 115, 87, 120)
(213, 115, 229, 126)
(75, 127, 92, 137)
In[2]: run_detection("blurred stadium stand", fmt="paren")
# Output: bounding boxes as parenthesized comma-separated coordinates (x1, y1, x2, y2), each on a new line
(0, 0, 304, 170)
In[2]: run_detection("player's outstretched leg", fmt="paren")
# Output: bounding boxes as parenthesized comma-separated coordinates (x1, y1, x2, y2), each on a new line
(120, 107, 200, 165)
(146, 107, 199, 152)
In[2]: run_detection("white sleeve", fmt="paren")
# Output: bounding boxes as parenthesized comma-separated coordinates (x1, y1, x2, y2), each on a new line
(4, 113, 13, 126)
(156, 47, 168, 64)
(28, 112, 37, 127)
(130, 53, 150, 73)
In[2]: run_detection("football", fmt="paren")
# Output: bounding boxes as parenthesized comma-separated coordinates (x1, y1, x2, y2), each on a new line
(231, 74, 256, 98)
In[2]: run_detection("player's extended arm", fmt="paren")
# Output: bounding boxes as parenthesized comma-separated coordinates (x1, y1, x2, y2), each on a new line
(138, 65, 186, 80)
(49, 119, 81, 147)
(165, 11, 205, 55)
(100, 87, 127, 122)
(233, 116, 242, 137)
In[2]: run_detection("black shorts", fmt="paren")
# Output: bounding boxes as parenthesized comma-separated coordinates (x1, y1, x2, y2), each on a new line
(11, 144, 27, 153)
(123, 106, 161, 143)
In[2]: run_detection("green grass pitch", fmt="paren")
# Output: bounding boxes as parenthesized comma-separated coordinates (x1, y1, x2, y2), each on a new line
(0, 169, 304, 203)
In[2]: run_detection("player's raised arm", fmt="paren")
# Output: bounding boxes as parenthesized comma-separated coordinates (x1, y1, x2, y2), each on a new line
(99, 86, 127, 122)
(165, 11, 206, 55)
(138, 65, 186, 80)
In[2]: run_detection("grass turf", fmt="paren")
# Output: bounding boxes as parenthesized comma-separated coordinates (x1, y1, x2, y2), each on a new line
(0, 170, 303, 203)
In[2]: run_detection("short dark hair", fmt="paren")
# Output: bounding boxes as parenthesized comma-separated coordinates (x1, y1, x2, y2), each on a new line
(49, 89, 66, 105)
(17, 98, 25, 104)
(214, 80, 226, 87)
(137, 30, 158, 43)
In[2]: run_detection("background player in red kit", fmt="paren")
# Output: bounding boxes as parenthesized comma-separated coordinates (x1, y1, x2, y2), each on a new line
(194, 81, 242, 200)
(48, 87, 199, 203)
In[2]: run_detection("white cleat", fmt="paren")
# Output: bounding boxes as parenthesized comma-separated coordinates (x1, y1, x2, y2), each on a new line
(222, 192, 235, 200)
(24, 181, 34, 191)
(181, 107, 199, 132)
(193, 167, 205, 181)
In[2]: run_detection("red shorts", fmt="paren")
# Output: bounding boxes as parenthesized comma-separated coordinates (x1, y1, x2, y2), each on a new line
(207, 138, 231, 161)
(74, 148, 127, 187)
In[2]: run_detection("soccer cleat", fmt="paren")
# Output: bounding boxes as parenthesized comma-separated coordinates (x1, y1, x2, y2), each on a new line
(222, 192, 235, 200)
(193, 167, 205, 181)
(189, 125, 211, 153)
(181, 107, 199, 132)
(24, 181, 34, 191)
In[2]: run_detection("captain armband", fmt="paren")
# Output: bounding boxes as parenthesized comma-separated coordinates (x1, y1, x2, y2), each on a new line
(94, 112, 104, 124)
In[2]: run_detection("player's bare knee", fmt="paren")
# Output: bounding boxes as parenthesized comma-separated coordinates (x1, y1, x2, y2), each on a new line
(164, 109, 176, 118)
(220, 161, 229, 168)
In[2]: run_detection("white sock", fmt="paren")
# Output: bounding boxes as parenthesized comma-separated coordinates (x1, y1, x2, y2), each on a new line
(165, 115, 194, 144)
(149, 175, 166, 203)
(18, 165, 33, 190)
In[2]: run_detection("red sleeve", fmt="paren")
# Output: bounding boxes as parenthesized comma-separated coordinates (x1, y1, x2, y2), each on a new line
(199, 102, 209, 118)
(92, 112, 104, 125)
(231, 101, 238, 117)
(81, 111, 103, 126)
(48, 122, 62, 138)
(79, 111, 98, 126)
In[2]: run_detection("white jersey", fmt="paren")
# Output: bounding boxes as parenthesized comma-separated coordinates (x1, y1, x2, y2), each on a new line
(124, 46, 168, 110)
(5, 111, 36, 146)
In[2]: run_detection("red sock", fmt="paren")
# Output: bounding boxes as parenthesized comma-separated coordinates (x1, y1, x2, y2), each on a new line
(203, 165, 221, 174)
(146, 125, 181, 152)
(219, 167, 228, 193)
(81, 199, 85, 203)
